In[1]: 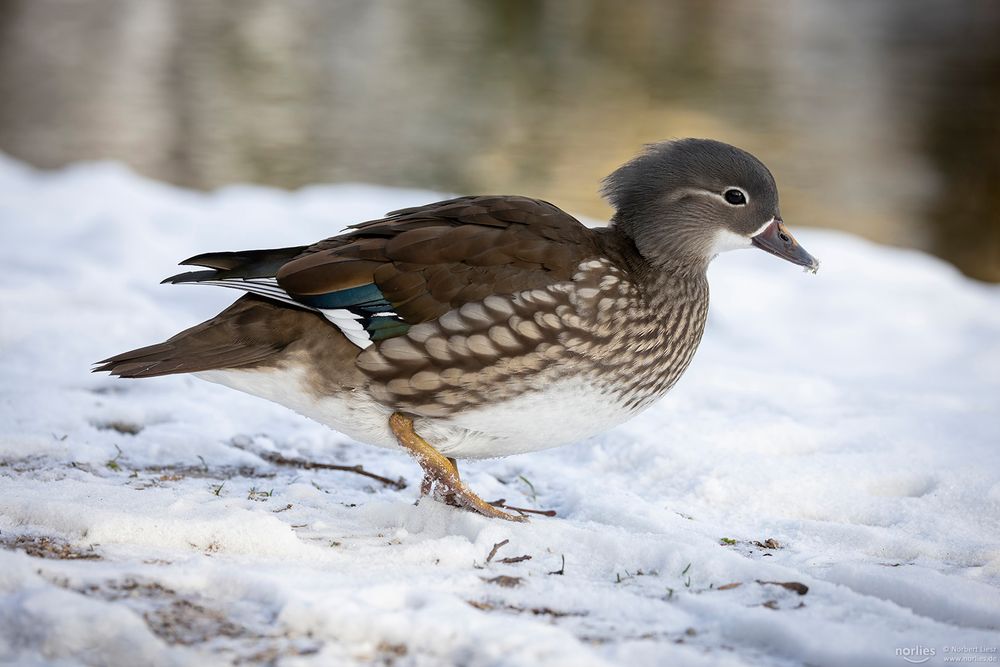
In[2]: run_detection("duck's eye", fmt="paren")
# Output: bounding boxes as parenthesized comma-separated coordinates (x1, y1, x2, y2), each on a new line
(723, 188, 747, 206)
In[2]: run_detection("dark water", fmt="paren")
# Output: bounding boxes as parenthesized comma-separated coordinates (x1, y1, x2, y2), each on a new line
(1, 0, 998, 281)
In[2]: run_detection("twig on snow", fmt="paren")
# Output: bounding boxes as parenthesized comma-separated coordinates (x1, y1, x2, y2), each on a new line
(488, 498, 556, 517)
(497, 554, 531, 564)
(486, 539, 509, 564)
(252, 450, 407, 490)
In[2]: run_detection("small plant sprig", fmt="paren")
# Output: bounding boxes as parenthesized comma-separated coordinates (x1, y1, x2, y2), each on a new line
(105, 445, 124, 472)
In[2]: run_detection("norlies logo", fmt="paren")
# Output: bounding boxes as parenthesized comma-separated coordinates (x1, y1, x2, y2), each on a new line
(896, 646, 936, 664)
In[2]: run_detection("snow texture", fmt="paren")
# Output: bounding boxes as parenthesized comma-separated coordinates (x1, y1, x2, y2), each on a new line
(1, 155, 999, 666)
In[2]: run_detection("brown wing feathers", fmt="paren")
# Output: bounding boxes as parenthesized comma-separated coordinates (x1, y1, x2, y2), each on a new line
(95, 196, 600, 378)
(276, 196, 598, 325)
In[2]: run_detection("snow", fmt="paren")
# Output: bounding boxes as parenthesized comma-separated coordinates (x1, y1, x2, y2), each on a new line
(1, 154, 999, 666)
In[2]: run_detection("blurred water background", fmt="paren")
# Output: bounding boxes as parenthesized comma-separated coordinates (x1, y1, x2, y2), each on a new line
(1, 0, 997, 281)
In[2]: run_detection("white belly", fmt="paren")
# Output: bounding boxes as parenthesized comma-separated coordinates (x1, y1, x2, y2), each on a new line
(196, 364, 639, 459)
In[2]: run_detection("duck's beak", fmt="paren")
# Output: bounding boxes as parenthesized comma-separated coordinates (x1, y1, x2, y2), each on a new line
(751, 218, 819, 273)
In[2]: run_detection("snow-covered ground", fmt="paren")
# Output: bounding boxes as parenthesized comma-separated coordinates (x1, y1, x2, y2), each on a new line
(1, 155, 998, 667)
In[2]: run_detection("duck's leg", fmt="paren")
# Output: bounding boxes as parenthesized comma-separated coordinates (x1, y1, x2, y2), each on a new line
(420, 457, 459, 495)
(439, 458, 462, 506)
(389, 413, 526, 522)
(419, 458, 460, 506)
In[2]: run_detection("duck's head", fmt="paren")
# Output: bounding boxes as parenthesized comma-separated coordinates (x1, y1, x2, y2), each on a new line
(603, 139, 818, 273)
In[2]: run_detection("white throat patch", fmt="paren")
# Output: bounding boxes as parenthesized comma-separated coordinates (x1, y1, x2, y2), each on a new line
(709, 217, 773, 258)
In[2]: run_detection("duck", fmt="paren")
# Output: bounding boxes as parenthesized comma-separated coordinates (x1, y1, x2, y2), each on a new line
(95, 138, 818, 521)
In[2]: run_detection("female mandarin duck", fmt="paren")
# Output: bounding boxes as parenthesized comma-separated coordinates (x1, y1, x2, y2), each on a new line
(96, 139, 818, 521)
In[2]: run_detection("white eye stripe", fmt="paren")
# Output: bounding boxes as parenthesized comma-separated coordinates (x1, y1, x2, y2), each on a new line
(672, 187, 750, 206)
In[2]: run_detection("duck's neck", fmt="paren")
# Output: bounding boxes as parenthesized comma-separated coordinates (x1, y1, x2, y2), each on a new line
(606, 213, 714, 279)
(594, 225, 711, 295)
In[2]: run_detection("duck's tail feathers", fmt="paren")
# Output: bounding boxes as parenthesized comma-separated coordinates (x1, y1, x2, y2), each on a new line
(92, 296, 293, 378)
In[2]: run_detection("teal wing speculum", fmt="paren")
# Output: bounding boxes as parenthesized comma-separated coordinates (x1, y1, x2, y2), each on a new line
(291, 283, 411, 346)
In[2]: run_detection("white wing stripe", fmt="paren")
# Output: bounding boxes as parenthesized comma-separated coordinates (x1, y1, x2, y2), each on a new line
(320, 309, 373, 349)
(180, 277, 376, 349)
